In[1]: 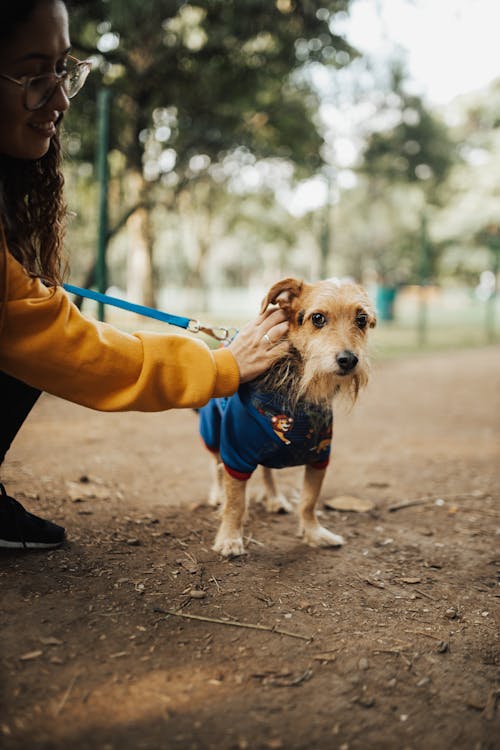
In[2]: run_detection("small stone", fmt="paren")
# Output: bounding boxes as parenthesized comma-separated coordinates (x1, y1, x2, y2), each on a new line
(357, 696, 375, 708)
(358, 657, 369, 671)
(417, 676, 431, 687)
(126, 538, 140, 546)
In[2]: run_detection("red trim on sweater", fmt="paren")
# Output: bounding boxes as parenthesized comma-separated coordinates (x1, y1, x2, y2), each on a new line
(224, 465, 252, 481)
(309, 459, 330, 470)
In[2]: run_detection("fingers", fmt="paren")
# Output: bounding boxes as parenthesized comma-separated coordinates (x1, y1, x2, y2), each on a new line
(226, 309, 290, 384)
(262, 340, 289, 364)
(262, 320, 288, 347)
(258, 306, 287, 329)
(256, 308, 288, 348)
(237, 338, 289, 384)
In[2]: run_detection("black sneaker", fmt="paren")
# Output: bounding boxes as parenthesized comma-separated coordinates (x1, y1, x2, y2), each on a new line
(0, 483, 65, 549)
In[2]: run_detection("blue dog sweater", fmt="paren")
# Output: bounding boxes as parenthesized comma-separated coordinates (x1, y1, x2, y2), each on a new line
(199, 382, 333, 480)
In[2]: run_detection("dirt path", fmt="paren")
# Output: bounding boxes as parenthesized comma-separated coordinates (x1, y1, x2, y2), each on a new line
(1, 347, 499, 750)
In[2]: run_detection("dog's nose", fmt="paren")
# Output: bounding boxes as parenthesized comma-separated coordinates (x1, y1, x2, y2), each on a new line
(336, 350, 358, 373)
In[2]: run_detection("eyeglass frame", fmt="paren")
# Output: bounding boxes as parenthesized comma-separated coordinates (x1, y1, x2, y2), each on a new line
(0, 54, 92, 111)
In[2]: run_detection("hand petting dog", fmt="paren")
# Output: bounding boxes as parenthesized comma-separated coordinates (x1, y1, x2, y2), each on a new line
(227, 307, 289, 384)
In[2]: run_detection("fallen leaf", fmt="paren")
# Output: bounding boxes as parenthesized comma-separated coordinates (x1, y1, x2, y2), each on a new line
(39, 636, 63, 646)
(19, 650, 43, 661)
(324, 496, 375, 513)
(189, 589, 207, 599)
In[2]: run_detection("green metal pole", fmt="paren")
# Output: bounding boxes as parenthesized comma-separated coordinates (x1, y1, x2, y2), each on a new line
(96, 88, 111, 322)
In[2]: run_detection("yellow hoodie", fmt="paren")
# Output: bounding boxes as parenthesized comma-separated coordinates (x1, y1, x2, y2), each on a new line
(0, 244, 240, 412)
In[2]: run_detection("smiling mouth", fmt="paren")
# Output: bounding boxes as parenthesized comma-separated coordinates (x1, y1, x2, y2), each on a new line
(30, 121, 56, 136)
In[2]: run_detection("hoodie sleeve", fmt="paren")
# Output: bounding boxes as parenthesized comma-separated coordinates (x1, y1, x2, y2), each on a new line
(0, 249, 239, 411)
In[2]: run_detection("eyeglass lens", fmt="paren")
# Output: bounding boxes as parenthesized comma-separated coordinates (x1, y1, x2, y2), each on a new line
(26, 62, 90, 110)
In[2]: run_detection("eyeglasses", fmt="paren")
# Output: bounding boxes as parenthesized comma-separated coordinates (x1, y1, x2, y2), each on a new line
(0, 55, 92, 111)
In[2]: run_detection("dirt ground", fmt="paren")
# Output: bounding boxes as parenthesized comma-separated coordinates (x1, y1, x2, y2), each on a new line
(1, 346, 499, 750)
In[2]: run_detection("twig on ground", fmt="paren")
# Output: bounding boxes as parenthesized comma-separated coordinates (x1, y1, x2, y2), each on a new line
(210, 575, 222, 593)
(413, 588, 435, 601)
(53, 673, 79, 717)
(482, 689, 500, 720)
(355, 573, 386, 590)
(388, 498, 433, 512)
(154, 607, 313, 641)
(405, 629, 445, 641)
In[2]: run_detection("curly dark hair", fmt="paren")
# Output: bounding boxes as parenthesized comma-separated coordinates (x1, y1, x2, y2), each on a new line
(0, 0, 69, 286)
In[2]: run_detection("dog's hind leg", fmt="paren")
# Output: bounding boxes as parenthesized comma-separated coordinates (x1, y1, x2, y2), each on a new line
(298, 465, 345, 548)
(207, 452, 224, 507)
(213, 472, 248, 557)
(260, 467, 293, 514)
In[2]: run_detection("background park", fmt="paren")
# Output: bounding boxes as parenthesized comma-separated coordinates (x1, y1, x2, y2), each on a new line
(1, 2, 499, 749)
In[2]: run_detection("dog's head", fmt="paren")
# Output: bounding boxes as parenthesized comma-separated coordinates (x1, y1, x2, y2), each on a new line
(261, 277, 376, 404)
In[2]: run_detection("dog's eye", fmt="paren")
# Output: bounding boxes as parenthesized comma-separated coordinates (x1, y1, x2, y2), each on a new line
(356, 313, 368, 330)
(311, 312, 327, 329)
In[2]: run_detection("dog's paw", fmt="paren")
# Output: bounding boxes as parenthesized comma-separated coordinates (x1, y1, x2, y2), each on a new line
(264, 492, 293, 514)
(212, 532, 246, 558)
(301, 524, 345, 548)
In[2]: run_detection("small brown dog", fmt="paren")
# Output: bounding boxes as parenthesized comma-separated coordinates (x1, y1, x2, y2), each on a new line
(198, 277, 376, 557)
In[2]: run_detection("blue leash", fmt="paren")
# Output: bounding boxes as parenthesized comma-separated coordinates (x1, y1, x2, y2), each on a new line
(63, 283, 236, 342)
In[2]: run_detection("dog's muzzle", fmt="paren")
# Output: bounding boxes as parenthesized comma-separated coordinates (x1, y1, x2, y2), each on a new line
(336, 350, 358, 374)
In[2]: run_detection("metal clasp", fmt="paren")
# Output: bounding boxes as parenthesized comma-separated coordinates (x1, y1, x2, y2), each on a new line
(188, 319, 238, 343)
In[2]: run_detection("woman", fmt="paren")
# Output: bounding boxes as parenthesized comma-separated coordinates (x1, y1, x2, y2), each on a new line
(0, 0, 288, 549)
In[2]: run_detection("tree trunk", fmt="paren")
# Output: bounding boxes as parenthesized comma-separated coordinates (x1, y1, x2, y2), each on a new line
(126, 173, 155, 307)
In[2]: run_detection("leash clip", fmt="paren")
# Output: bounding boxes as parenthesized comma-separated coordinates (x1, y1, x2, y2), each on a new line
(188, 320, 238, 342)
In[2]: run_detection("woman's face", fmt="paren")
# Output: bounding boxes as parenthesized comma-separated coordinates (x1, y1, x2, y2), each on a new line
(0, 0, 71, 160)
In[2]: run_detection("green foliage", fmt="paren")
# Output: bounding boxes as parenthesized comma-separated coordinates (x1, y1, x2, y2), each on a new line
(359, 66, 458, 202)
(67, 1, 357, 178)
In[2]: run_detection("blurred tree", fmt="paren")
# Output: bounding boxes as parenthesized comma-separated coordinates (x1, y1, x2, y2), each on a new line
(347, 63, 458, 288)
(431, 79, 500, 285)
(361, 76, 456, 197)
(66, 0, 357, 304)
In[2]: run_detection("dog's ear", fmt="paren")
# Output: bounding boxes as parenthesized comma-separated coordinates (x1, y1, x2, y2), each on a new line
(260, 278, 303, 314)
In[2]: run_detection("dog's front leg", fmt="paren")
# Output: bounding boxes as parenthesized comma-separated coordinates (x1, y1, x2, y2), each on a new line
(212, 472, 248, 557)
(298, 465, 345, 548)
